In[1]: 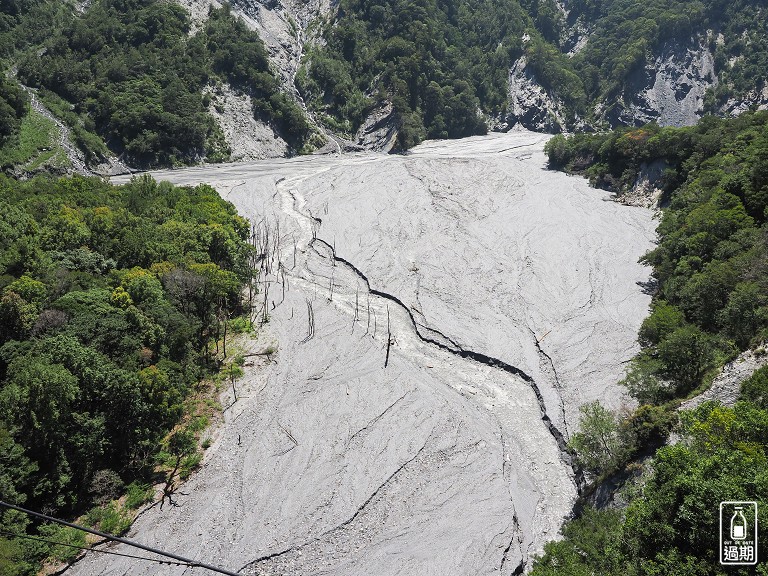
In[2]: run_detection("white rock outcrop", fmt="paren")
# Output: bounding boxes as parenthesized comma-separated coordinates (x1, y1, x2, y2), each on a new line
(620, 159, 669, 209)
(681, 347, 768, 411)
(505, 56, 571, 132)
(206, 83, 288, 161)
(613, 39, 717, 127)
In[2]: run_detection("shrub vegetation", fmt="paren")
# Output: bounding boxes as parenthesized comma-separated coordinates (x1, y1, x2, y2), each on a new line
(536, 111, 768, 575)
(0, 173, 250, 574)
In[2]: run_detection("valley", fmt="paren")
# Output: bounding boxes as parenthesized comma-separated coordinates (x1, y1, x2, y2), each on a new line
(63, 130, 655, 575)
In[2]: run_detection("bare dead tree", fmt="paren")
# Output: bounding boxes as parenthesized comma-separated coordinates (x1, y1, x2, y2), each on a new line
(279, 263, 287, 305)
(272, 219, 281, 272)
(328, 268, 334, 302)
(301, 299, 315, 344)
(263, 221, 271, 276)
(384, 304, 392, 368)
(275, 421, 298, 455)
(219, 304, 231, 359)
(248, 221, 257, 314)
(230, 367, 238, 403)
(214, 302, 222, 356)
(160, 432, 195, 509)
(373, 309, 377, 339)
(255, 274, 261, 326)
(262, 282, 270, 324)
(365, 294, 371, 336)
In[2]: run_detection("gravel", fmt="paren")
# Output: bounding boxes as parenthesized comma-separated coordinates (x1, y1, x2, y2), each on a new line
(74, 130, 656, 576)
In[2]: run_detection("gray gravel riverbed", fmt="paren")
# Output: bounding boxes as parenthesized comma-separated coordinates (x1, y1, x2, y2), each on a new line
(68, 130, 655, 576)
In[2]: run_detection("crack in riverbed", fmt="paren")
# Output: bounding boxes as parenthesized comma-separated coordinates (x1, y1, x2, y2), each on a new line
(309, 236, 581, 488)
(83, 131, 652, 576)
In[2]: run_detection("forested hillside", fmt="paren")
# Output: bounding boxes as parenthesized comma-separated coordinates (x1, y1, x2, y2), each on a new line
(297, 0, 546, 148)
(0, 0, 310, 168)
(534, 112, 768, 575)
(0, 174, 250, 574)
(302, 0, 768, 147)
(0, 77, 25, 149)
(1, 0, 767, 160)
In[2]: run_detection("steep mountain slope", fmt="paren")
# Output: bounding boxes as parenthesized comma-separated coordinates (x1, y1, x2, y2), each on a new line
(299, 0, 768, 147)
(1, 0, 312, 169)
(2, 0, 767, 168)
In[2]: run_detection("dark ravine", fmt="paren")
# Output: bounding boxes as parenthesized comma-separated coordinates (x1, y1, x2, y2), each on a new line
(499, 514, 525, 576)
(531, 330, 570, 439)
(310, 237, 584, 492)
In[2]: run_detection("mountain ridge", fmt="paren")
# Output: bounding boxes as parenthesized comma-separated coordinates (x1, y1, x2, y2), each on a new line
(1, 0, 767, 168)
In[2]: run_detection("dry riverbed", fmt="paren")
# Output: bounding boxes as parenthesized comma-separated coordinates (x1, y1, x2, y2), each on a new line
(68, 130, 655, 575)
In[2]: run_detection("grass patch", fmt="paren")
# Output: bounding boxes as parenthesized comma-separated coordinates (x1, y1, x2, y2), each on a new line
(229, 314, 256, 335)
(84, 502, 133, 536)
(124, 482, 154, 510)
(0, 108, 56, 168)
(179, 452, 203, 480)
(187, 414, 210, 433)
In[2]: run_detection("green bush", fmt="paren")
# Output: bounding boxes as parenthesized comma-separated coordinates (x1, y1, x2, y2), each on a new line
(37, 524, 86, 564)
(568, 401, 625, 477)
(86, 503, 133, 536)
(124, 482, 154, 510)
(741, 365, 768, 409)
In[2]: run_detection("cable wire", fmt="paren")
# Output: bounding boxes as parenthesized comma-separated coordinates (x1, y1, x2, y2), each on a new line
(0, 500, 242, 575)
(0, 529, 195, 567)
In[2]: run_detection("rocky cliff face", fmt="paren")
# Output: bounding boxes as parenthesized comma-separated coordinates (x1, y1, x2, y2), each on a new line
(353, 102, 398, 152)
(177, 1, 768, 148)
(178, 0, 331, 88)
(229, 0, 332, 90)
(503, 56, 573, 133)
(175, 0, 332, 158)
(503, 38, 718, 132)
(721, 81, 768, 116)
(205, 82, 288, 161)
(612, 39, 717, 128)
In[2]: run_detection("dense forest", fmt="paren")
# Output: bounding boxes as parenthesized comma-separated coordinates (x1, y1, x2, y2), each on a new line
(0, 77, 26, 150)
(1, 0, 767, 158)
(297, 0, 540, 148)
(302, 0, 768, 147)
(533, 112, 768, 575)
(297, 0, 528, 147)
(0, 0, 310, 168)
(0, 174, 250, 575)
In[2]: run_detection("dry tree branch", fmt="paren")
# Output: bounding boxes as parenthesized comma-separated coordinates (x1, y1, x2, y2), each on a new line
(301, 299, 315, 344)
(385, 304, 392, 368)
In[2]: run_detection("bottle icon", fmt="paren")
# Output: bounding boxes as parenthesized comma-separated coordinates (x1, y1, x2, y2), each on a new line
(731, 507, 747, 540)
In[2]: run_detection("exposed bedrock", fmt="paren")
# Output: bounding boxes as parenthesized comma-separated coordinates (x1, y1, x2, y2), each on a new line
(611, 38, 716, 128)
